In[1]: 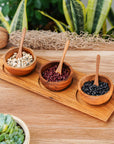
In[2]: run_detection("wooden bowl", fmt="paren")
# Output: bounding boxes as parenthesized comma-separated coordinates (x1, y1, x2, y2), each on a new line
(12, 115, 30, 144)
(4, 47, 37, 76)
(78, 74, 114, 105)
(0, 27, 9, 49)
(39, 61, 73, 91)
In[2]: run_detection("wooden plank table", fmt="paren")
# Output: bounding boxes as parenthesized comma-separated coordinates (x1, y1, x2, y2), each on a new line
(0, 48, 114, 144)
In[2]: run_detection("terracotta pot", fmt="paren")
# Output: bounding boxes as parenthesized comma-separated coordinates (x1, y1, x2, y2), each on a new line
(78, 74, 114, 105)
(39, 61, 73, 91)
(4, 47, 37, 76)
(12, 115, 30, 144)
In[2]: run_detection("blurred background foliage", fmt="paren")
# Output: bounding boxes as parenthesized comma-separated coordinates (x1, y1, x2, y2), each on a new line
(0, 0, 113, 35)
(0, 0, 65, 30)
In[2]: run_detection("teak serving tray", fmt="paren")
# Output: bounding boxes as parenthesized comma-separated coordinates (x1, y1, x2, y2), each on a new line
(0, 56, 114, 122)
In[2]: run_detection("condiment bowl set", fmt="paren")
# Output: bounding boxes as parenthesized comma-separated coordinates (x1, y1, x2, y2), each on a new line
(2, 28, 114, 106)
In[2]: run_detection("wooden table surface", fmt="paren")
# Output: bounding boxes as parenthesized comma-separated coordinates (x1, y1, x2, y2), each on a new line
(0, 48, 114, 144)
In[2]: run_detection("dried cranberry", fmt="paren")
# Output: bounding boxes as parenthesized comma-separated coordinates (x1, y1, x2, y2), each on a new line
(42, 63, 70, 82)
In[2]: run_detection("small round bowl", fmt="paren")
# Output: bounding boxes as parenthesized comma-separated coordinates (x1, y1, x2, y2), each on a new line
(39, 61, 73, 91)
(78, 74, 114, 105)
(4, 47, 37, 76)
(13, 115, 30, 144)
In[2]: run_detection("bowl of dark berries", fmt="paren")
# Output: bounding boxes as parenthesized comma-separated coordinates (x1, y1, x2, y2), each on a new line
(78, 74, 113, 105)
(39, 61, 73, 91)
(4, 47, 37, 76)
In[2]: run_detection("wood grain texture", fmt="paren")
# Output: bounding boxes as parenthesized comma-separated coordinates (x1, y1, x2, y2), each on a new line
(0, 50, 114, 144)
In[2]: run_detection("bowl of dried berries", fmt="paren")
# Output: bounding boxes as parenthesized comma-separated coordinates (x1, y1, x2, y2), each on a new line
(4, 47, 37, 76)
(39, 61, 73, 91)
(78, 55, 113, 105)
(78, 74, 113, 105)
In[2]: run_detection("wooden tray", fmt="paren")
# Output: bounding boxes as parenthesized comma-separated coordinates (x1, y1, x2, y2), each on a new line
(0, 56, 114, 122)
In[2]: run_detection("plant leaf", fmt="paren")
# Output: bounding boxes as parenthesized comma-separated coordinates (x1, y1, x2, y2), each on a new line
(102, 20, 107, 34)
(63, 0, 74, 32)
(0, 11, 10, 32)
(9, 0, 28, 33)
(107, 7, 114, 26)
(106, 26, 114, 37)
(38, 10, 66, 32)
(87, 0, 112, 34)
(70, 0, 86, 34)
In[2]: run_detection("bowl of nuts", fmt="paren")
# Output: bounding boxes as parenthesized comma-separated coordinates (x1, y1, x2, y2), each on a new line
(4, 47, 37, 76)
(3, 28, 37, 76)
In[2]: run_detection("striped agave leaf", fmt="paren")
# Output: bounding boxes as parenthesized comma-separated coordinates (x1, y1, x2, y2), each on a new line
(87, 0, 112, 34)
(63, 0, 74, 32)
(39, 11, 67, 32)
(70, 0, 86, 34)
(108, 8, 114, 26)
(9, 0, 28, 33)
(63, 0, 86, 34)
(0, 11, 10, 32)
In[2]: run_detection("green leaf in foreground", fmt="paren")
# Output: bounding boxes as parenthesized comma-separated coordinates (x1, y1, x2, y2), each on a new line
(0, 114, 25, 144)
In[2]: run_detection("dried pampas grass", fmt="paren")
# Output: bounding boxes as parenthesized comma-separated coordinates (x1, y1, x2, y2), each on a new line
(9, 30, 114, 50)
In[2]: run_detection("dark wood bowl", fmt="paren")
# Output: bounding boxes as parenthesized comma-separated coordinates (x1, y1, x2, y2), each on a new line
(4, 47, 37, 76)
(78, 74, 114, 105)
(39, 61, 73, 91)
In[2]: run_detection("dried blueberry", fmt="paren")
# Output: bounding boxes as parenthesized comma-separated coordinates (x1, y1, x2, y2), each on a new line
(81, 80, 110, 96)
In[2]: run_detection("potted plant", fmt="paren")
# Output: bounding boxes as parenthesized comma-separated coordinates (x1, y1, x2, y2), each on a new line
(0, 113, 30, 144)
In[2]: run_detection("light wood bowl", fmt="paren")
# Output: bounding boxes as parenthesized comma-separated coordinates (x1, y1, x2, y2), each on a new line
(39, 61, 73, 91)
(78, 74, 114, 105)
(4, 47, 37, 76)
(13, 115, 30, 144)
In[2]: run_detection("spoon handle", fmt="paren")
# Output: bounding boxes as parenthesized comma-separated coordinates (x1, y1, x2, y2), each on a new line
(16, 27, 26, 58)
(56, 40, 70, 74)
(94, 55, 100, 86)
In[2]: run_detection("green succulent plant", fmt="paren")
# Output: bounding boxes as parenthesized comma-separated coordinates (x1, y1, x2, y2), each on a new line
(0, 0, 28, 33)
(39, 0, 113, 36)
(0, 114, 25, 144)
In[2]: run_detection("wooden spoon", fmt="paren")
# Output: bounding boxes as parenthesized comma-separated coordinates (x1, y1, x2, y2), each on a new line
(16, 27, 26, 59)
(94, 54, 100, 86)
(56, 40, 70, 75)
